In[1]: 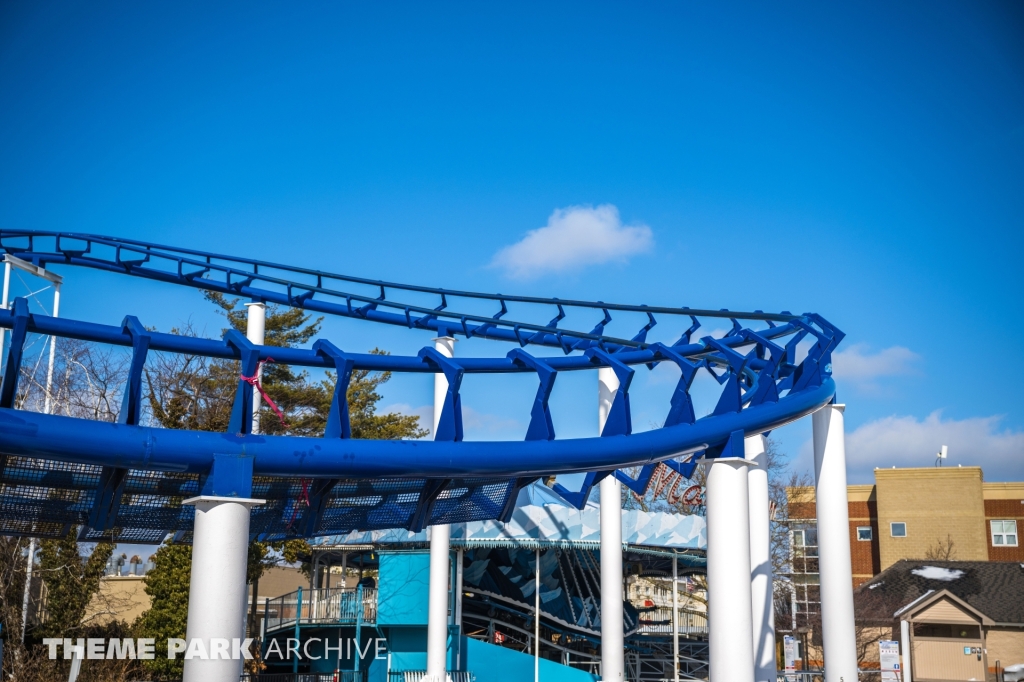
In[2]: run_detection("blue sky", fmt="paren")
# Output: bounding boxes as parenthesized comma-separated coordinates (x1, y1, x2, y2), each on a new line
(1, 1, 1022, 488)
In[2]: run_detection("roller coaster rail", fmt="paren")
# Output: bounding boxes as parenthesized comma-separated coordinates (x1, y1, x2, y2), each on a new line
(0, 230, 843, 543)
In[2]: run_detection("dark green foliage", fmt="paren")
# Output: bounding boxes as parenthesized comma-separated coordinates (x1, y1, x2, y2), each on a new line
(146, 292, 427, 439)
(346, 358, 427, 440)
(0, 536, 30, 669)
(134, 543, 192, 678)
(36, 535, 113, 639)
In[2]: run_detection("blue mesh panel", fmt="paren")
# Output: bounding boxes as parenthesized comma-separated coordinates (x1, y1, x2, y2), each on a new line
(429, 478, 514, 526)
(0, 456, 518, 541)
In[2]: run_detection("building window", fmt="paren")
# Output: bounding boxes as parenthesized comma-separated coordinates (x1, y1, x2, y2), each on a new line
(913, 623, 981, 639)
(991, 520, 1018, 546)
(857, 526, 873, 541)
(890, 522, 907, 538)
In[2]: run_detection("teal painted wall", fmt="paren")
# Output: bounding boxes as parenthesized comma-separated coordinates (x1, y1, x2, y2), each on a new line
(463, 638, 599, 682)
(377, 551, 431, 626)
(300, 627, 388, 674)
(386, 626, 428, 673)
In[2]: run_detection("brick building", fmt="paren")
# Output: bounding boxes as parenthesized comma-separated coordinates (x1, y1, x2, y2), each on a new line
(785, 466, 1024, 628)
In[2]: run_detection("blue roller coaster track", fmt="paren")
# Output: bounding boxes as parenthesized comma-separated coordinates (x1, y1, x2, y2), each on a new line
(0, 230, 842, 543)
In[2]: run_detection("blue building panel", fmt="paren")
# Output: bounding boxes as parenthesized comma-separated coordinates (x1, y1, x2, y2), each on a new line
(463, 638, 598, 682)
(377, 551, 432, 626)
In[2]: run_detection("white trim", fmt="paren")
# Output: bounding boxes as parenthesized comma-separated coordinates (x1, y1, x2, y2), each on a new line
(990, 519, 1018, 547)
(894, 589, 935, 618)
(3, 254, 63, 284)
(182, 496, 266, 506)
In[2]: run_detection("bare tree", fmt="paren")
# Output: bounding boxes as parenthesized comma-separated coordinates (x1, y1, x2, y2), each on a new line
(925, 534, 957, 561)
(14, 336, 130, 421)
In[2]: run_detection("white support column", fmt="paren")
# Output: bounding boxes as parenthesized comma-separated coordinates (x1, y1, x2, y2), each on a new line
(455, 547, 464, 629)
(455, 546, 464, 670)
(42, 282, 60, 416)
(427, 524, 451, 681)
(900, 619, 913, 682)
(598, 366, 624, 682)
(182, 496, 264, 682)
(705, 456, 756, 682)
(812, 404, 858, 682)
(0, 259, 11, 375)
(746, 434, 776, 682)
(244, 302, 266, 434)
(426, 336, 456, 682)
(672, 553, 679, 682)
(534, 547, 541, 682)
(20, 537, 35, 644)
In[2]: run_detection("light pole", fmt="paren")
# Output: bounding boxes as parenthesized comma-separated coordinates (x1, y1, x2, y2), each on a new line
(2, 255, 63, 646)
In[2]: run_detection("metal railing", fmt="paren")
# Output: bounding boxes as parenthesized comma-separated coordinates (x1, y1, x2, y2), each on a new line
(634, 606, 708, 636)
(240, 673, 365, 682)
(263, 586, 377, 634)
(776, 672, 885, 682)
(388, 673, 475, 682)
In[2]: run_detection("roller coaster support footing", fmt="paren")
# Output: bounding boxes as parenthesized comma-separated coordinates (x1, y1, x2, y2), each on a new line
(812, 404, 858, 682)
(747, 433, 776, 682)
(706, 455, 755, 682)
(599, 366, 625, 682)
(182, 495, 264, 682)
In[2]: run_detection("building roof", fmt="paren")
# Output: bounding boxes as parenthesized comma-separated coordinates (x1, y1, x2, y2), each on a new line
(854, 560, 1024, 625)
(313, 481, 708, 555)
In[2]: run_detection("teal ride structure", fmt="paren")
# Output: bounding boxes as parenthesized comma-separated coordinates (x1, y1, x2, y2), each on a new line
(265, 481, 712, 681)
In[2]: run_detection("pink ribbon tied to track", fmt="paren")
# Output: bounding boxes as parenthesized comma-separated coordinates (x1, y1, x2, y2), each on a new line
(285, 477, 312, 531)
(240, 357, 290, 430)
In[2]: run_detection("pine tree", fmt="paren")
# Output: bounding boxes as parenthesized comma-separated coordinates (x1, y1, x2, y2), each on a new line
(139, 293, 426, 676)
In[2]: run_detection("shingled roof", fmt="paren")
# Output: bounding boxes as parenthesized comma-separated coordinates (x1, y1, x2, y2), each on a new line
(854, 560, 1024, 625)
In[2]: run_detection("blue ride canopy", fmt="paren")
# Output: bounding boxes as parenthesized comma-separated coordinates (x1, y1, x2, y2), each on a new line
(0, 231, 843, 543)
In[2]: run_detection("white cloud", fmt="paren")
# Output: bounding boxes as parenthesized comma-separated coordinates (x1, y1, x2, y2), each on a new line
(796, 410, 1024, 483)
(490, 204, 653, 279)
(831, 343, 920, 392)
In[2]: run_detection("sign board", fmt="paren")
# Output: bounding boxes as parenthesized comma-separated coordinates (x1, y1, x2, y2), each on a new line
(784, 635, 798, 679)
(880, 640, 902, 681)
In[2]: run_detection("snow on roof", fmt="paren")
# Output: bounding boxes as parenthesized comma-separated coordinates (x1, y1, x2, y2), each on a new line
(911, 566, 965, 581)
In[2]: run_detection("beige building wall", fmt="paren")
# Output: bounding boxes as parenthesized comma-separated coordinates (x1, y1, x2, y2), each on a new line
(249, 565, 309, 615)
(875, 467, 988, 570)
(982, 482, 1024, 501)
(80, 566, 309, 628)
(986, 629, 1024, 671)
(83, 575, 152, 626)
